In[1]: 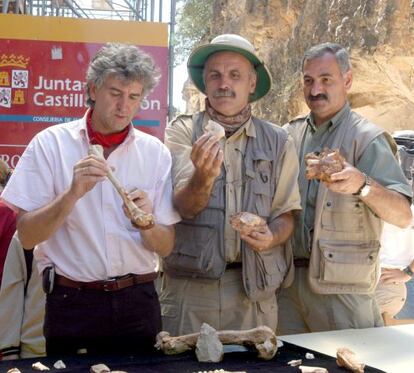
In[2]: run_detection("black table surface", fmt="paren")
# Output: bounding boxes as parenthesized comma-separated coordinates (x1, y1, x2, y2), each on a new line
(0, 342, 385, 372)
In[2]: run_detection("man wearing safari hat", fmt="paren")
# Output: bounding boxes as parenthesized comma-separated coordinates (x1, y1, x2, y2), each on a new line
(160, 34, 301, 334)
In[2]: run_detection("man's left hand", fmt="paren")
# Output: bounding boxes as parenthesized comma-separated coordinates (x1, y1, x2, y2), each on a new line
(325, 162, 365, 194)
(122, 188, 153, 219)
(240, 225, 275, 252)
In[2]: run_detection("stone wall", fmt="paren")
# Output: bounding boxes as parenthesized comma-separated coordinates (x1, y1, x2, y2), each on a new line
(184, 0, 414, 133)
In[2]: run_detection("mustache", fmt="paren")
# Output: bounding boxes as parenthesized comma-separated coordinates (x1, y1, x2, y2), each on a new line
(308, 93, 328, 101)
(213, 89, 236, 98)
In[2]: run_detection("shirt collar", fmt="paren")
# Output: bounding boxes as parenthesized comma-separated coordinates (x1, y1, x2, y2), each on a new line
(306, 102, 350, 133)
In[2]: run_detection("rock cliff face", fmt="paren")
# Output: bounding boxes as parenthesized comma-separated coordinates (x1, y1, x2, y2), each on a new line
(184, 0, 414, 133)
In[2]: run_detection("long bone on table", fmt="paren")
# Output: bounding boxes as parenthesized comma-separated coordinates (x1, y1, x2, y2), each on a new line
(155, 325, 278, 360)
(89, 144, 155, 229)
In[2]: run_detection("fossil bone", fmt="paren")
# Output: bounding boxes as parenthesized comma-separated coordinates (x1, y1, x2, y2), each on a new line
(305, 148, 345, 182)
(230, 212, 267, 236)
(336, 347, 365, 373)
(155, 325, 277, 360)
(89, 144, 155, 229)
(205, 120, 225, 140)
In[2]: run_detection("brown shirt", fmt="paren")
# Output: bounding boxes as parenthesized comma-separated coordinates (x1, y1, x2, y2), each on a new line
(165, 113, 301, 262)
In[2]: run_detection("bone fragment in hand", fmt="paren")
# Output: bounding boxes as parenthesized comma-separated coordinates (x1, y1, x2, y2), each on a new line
(205, 120, 225, 140)
(336, 347, 365, 373)
(230, 212, 267, 235)
(305, 148, 345, 182)
(299, 366, 328, 373)
(155, 325, 277, 360)
(89, 144, 155, 229)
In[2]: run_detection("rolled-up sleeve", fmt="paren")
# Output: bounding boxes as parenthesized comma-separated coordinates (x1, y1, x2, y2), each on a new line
(164, 116, 195, 191)
(270, 135, 302, 221)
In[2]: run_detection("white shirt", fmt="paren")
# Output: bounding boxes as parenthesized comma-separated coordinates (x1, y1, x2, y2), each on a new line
(2, 111, 180, 281)
(380, 205, 414, 268)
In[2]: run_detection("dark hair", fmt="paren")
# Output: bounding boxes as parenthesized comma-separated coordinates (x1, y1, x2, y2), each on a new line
(86, 43, 161, 107)
(302, 42, 352, 74)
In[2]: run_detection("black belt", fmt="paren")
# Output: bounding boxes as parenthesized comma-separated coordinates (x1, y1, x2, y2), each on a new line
(55, 273, 158, 292)
(294, 258, 310, 268)
(226, 262, 242, 270)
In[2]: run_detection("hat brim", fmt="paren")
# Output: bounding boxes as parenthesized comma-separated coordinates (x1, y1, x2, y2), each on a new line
(187, 44, 272, 102)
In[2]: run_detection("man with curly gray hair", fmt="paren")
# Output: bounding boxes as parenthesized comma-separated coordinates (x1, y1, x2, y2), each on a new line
(1, 43, 180, 356)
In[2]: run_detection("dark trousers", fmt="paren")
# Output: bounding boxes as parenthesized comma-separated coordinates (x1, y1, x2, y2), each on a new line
(44, 281, 161, 357)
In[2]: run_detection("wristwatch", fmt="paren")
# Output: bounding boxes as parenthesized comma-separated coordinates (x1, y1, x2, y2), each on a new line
(403, 265, 414, 278)
(354, 173, 371, 197)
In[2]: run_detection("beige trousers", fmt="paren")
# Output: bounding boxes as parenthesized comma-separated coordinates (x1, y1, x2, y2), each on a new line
(159, 268, 278, 336)
(277, 267, 383, 335)
(375, 281, 407, 318)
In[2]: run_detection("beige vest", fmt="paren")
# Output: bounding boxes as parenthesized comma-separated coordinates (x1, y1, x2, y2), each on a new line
(285, 109, 395, 294)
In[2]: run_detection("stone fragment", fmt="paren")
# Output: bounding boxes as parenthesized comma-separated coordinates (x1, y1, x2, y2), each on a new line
(205, 120, 225, 140)
(90, 363, 111, 373)
(53, 360, 66, 369)
(288, 359, 303, 366)
(195, 323, 224, 362)
(32, 362, 50, 371)
(230, 212, 267, 236)
(7, 369, 21, 373)
(305, 148, 345, 182)
(337, 347, 365, 373)
(305, 352, 315, 359)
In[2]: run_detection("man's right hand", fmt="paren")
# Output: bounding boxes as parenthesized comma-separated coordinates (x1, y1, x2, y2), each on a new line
(173, 133, 224, 219)
(190, 133, 224, 184)
(70, 154, 110, 199)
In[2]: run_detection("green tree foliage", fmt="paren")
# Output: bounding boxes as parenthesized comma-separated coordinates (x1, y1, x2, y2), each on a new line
(173, 0, 214, 66)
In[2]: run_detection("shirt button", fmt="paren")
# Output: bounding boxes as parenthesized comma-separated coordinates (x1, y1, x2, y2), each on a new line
(326, 202, 332, 207)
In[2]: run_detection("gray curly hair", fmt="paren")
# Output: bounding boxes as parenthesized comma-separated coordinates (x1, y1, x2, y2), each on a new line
(86, 43, 161, 107)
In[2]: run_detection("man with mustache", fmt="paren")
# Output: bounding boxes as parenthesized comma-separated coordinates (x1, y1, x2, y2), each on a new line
(160, 34, 302, 334)
(278, 42, 413, 334)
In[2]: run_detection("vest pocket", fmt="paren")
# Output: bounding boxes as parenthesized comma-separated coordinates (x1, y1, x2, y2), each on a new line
(165, 221, 216, 274)
(255, 247, 286, 289)
(321, 195, 363, 232)
(252, 180, 272, 218)
(319, 240, 378, 288)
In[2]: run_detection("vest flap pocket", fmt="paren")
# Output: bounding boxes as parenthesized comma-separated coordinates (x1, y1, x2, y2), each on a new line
(252, 180, 272, 218)
(319, 241, 378, 286)
(177, 222, 215, 257)
(164, 221, 216, 273)
(259, 249, 279, 275)
(254, 248, 285, 289)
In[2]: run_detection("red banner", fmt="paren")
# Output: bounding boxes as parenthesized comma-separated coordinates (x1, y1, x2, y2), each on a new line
(0, 20, 168, 168)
